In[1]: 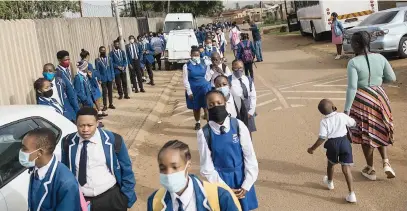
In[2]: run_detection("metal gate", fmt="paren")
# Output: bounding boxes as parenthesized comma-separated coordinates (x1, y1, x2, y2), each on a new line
(137, 17, 149, 35)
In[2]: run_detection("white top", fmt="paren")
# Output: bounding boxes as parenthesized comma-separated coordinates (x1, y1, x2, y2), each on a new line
(170, 176, 197, 211)
(226, 95, 237, 118)
(229, 75, 257, 116)
(35, 155, 55, 180)
(51, 78, 62, 106)
(319, 112, 356, 139)
(75, 130, 117, 197)
(229, 27, 241, 45)
(208, 63, 232, 87)
(182, 60, 212, 96)
(197, 116, 258, 191)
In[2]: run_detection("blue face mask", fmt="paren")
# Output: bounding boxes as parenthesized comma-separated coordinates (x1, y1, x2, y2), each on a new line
(43, 72, 55, 81)
(159, 164, 188, 193)
(233, 69, 244, 78)
(216, 86, 230, 97)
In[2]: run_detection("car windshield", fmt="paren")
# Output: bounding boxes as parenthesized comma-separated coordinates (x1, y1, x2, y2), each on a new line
(164, 21, 193, 33)
(359, 11, 399, 26)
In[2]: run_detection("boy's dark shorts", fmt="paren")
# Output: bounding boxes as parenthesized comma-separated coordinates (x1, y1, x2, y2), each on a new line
(324, 135, 353, 165)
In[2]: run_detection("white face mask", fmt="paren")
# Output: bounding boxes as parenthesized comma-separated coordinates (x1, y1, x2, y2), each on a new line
(19, 148, 41, 168)
(191, 57, 201, 64)
(159, 163, 189, 193)
(216, 86, 230, 97)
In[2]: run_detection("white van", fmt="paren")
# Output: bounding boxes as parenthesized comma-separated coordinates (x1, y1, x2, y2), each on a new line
(162, 13, 199, 69)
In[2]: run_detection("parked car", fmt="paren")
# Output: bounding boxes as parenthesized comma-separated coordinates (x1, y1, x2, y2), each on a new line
(0, 105, 77, 211)
(343, 7, 407, 58)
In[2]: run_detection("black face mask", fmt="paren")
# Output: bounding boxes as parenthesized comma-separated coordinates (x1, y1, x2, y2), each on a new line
(100, 52, 106, 57)
(208, 105, 228, 123)
(43, 89, 53, 98)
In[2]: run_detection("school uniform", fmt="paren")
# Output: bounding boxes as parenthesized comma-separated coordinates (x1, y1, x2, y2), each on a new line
(183, 59, 212, 110)
(55, 66, 80, 121)
(88, 63, 102, 102)
(197, 117, 259, 211)
(110, 49, 129, 98)
(50, 78, 62, 106)
(37, 96, 64, 115)
(95, 56, 115, 107)
(61, 129, 137, 210)
(225, 94, 249, 127)
(236, 40, 256, 79)
(28, 155, 81, 211)
(229, 75, 257, 132)
(150, 37, 164, 70)
(147, 174, 241, 211)
(208, 63, 231, 87)
(215, 32, 227, 57)
(319, 112, 356, 165)
(126, 42, 144, 91)
(141, 42, 155, 84)
(73, 72, 94, 107)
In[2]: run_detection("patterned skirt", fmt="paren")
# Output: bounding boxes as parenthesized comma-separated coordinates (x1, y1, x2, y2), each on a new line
(348, 86, 394, 147)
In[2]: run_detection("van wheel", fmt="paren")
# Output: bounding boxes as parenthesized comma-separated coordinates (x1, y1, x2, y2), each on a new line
(300, 25, 307, 36)
(311, 24, 322, 41)
(165, 60, 171, 70)
(398, 37, 407, 58)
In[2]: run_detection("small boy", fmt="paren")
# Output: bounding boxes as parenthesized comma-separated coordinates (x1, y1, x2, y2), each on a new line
(307, 99, 357, 203)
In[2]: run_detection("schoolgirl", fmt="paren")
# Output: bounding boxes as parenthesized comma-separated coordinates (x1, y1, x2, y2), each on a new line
(34, 78, 64, 116)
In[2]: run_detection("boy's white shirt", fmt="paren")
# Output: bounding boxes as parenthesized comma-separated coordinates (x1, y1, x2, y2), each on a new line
(319, 112, 356, 139)
(230, 74, 257, 116)
(182, 61, 212, 96)
(197, 116, 259, 191)
(208, 63, 232, 87)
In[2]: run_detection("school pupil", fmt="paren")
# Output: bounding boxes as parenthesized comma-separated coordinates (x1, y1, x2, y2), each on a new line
(74, 60, 94, 108)
(141, 37, 156, 86)
(214, 75, 249, 127)
(150, 32, 164, 71)
(197, 90, 259, 211)
(236, 33, 256, 80)
(183, 46, 212, 130)
(34, 78, 64, 116)
(229, 22, 241, 57)
(202, 37, 219, 61)
(111, 40, 130, 100)
(230, 60, 257, 135)
(147, 140, 242, 211)
(208, 52, 231, 87)
(55, 50, 80, 122)
(126, 35, 145, 93)
(95, 46, 116, 111)
(307, 99, 357, 203)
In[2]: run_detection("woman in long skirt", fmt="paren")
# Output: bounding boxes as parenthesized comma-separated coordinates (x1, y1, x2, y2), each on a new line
(345, 31, 396, 181)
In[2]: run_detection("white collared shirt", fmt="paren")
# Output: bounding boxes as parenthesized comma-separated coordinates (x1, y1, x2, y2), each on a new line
(170, 176, 197, 211)
(197, 116, 259, 191)
(51, 79, 62, 105)
(35, 155, 55, 180)
(226, 95, 237, 118)
(319, 112, 356, 139)
(75, 130, 117, 197)
(230, 75, 256, 116)
(182, 61, 212, 96)
(208, 63, 231, 87)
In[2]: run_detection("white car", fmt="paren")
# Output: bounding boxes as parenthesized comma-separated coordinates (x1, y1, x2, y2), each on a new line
(0, 105, 77, 211)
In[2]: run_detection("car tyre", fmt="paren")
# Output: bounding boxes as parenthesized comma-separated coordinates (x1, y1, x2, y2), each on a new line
(398, 37, 407, 58)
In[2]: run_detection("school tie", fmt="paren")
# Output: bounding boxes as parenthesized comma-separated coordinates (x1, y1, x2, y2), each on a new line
(78, 140, 90, 186)
(34, 170, 40, 180)
(239, 78, 249, 99)
(133, 44, 138, 59)
(176, 198, 184, 211)
(220, 126, 226, 134)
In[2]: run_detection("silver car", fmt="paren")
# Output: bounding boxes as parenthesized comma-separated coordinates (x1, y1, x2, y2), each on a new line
(343, 7, 407, 58)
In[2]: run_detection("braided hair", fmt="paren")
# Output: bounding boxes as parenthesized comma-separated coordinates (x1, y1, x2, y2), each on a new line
(351, 31, 371, 85)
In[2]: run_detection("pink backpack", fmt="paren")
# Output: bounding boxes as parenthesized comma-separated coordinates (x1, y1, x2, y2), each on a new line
(231, 31, 239, 46)
(240, 41, 254, 63)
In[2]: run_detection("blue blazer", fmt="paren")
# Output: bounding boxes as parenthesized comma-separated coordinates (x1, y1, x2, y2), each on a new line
(126, 43, 143, 62)
(37, 97, 64, 115)
(95, 57, 115, 82)
(236, 40, 256, 61)
(62, 129, 137, 208)
(28, 156, 80, 211)
(110, 50, 128, 75)
(54, 68, 80, 120)
(73, 73, 94, 107)
(201, 47, 218, 58)
(87, 63, 102, 100)
(141, 43, 155, 64)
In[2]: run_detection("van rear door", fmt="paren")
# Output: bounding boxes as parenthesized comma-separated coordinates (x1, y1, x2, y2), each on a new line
(167, 30, 198, 62)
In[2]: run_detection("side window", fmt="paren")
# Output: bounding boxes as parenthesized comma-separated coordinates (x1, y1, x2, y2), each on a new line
(33, 118, 62, 143)
(404, 11, 407, 22)
(0, 119, 39, 188)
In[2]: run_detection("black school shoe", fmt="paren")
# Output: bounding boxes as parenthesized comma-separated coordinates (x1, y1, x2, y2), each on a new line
(109, 105, 116, 109)
(194, 123, 201, 130)
(118, 96, 123, 100)
(140, 89, 146, 93)
(102, 106, 108, 111)
(124, 96, 130, 99)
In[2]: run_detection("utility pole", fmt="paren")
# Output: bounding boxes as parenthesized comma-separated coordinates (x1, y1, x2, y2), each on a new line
(167, 0, 170, 13)
(112, 0, 132, 95)
(79, 0, 84, 17)
(260, 1, 263, 24)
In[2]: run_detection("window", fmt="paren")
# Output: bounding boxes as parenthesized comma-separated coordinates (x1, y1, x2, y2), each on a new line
(164, 21, 193, 33)
(404, 11, 407, 22)
(33, 118, 62, 143)
(295, 0, 320, 9)
(359, 11, 399, 26)
(0, 119, 39, 188)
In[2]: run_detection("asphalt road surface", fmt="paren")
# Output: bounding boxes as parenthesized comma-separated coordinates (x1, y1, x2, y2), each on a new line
(131, 33, 407, 211)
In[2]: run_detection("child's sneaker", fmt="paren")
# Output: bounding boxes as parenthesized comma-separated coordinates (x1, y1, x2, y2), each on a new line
(361, 166, 377, 181)
(384, 163, 396, 179)
(346, 192, 357, 203)
(323, 176, 334, 190)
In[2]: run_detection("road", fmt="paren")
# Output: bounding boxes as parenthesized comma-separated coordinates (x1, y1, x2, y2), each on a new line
(129, 33, 407, 210)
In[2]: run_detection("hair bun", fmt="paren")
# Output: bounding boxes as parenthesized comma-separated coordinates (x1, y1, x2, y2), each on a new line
(81, 49, 85, 52)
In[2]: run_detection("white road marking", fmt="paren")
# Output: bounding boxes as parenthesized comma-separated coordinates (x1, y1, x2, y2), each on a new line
(291, 104, 305, 108)
(387, 85, 400, 88)
(257, 92, 273, 98)
(172, 109, 191, 117)
(256, 89, 272, 93)
(279, 81, 316, 90)
(277, 75, 347, 89)
(281, 90, 346, 93)
(183, 116, 196, 122)
(313, 78, 347, 87)
(287, 97, 346, 100)
(174, 104, 187, 110)
(273, 106, 282, 111)
(313, 85, 347, 87)
(256, 75, 290, 108)
(257, 98, 277, 107)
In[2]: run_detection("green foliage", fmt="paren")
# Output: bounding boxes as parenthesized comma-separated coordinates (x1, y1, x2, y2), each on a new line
(0, 1, 80, 20)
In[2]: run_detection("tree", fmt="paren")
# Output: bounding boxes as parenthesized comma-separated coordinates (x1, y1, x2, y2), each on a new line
(0, 1, 80, 20)
(235, 3, 240, 9)
(244, 5, 254, 9)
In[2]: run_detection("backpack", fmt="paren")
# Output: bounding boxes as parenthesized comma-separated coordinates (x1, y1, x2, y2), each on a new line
(240, 41, 254, 63)
(202, 117, 240, 155)
(231, 30, 240, 46)
(61, 131, 123, 167)
(210, 63, 227, 73)
(227, 75, 253, 94)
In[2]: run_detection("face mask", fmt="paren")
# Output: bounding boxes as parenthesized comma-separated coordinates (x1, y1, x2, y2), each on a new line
(60, 60, 70, 68)
(191, 57, 200, 63)
(208, 105, 229, 123)
(159, 164, 188, 193)
(206, 45, 212, 50)
(19, 148, 41, 168)
(100, 52, 106, 57)
(216, 86, 230, 97)
(43, 72, 55, 81)
(42, 89, 53, 98)
(129, 39, 135, 43)
(233, 69, 243, 78)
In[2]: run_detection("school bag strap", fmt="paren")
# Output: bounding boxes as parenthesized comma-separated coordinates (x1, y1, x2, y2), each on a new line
(112, 132, 123, 154)
(202, 117, 240, 154)
(152, 188, 166, 210)
(222, 63, 226, 73)
(227, 75, 252, 92)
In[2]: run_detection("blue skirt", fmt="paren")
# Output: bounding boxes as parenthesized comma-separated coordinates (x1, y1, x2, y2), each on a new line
(217, 164, 258, 211)
(186, 82, 211, 110)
